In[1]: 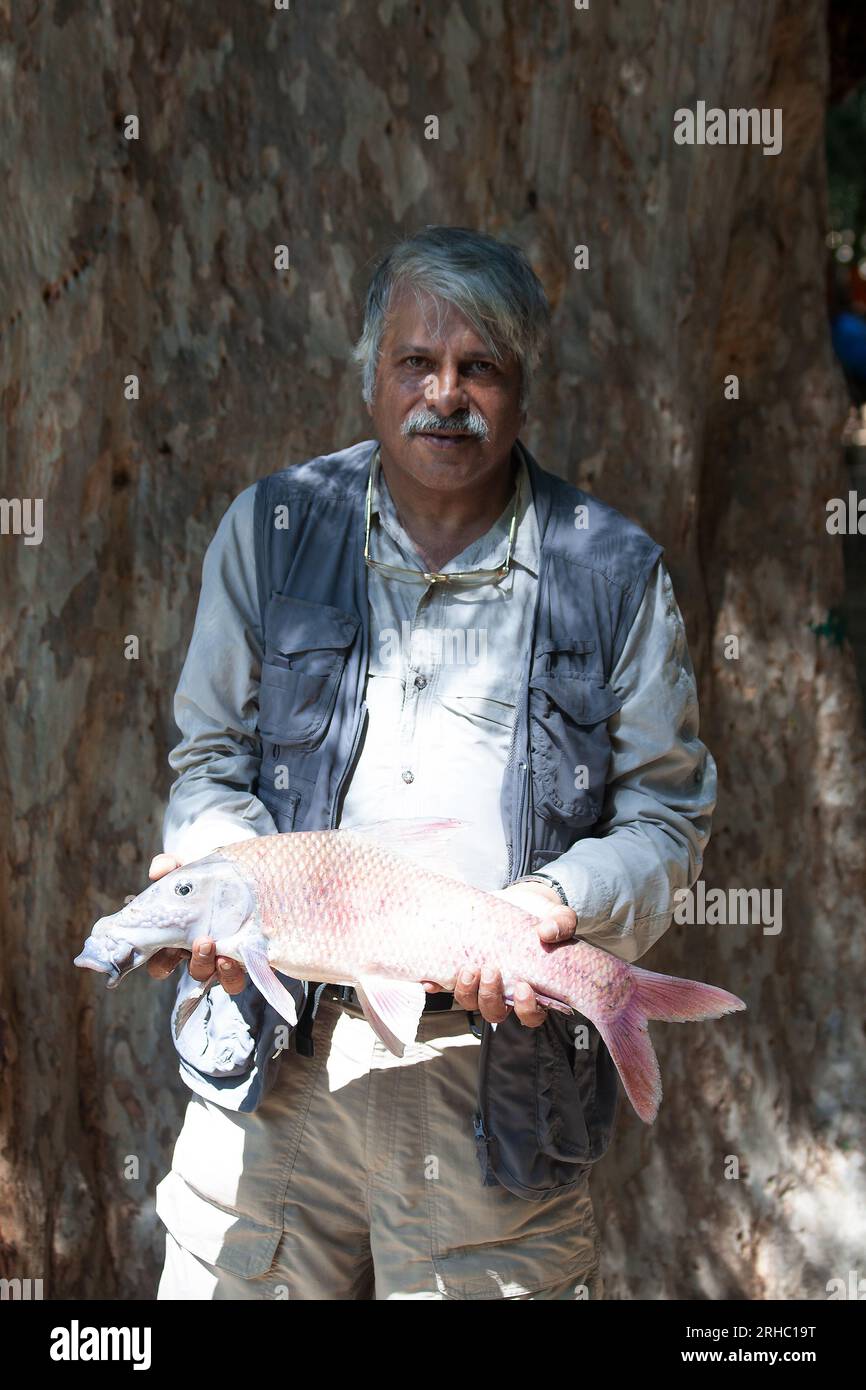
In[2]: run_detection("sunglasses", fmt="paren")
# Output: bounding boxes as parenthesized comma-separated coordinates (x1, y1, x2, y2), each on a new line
(363, 448, 521, 587)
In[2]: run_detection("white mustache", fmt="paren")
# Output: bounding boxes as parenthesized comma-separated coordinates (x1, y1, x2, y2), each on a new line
(401, 409, 489, 441)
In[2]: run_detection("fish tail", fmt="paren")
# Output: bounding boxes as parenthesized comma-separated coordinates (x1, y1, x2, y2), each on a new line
(594, 999, 663, 1125)
(629, 966, 747, 1024)
(594, 968, 746, 1125)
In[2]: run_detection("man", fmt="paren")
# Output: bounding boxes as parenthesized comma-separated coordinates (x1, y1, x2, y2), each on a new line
(149, 225, 717, 1300)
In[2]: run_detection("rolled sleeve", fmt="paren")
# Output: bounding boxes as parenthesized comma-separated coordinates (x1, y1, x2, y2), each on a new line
(543, 558, 717, 962)
(162, 484, 278, 865)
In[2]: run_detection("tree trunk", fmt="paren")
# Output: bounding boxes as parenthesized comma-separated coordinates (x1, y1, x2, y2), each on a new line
(1, 0, 861, 1299)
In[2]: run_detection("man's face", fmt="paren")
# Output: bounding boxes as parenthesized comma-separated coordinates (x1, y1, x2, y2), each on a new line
(366, 286, 524, 494)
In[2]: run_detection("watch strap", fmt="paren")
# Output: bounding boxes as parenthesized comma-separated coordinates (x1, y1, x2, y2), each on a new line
(515, 872, 570, 908)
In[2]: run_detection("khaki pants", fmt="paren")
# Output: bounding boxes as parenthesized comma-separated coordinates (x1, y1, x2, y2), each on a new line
(155, 995, 603, 1300)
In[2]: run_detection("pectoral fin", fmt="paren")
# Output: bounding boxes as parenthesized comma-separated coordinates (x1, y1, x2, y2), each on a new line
(239, 942, 299, 1028)
(354, 976, 427, 1057)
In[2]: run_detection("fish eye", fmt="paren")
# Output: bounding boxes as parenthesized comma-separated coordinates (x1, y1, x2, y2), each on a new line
(174, 881, 194, 896)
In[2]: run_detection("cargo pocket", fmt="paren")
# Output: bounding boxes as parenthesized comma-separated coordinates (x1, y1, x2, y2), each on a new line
(158, 1042, 325, 1280)
(528, 640, 622, 829)
(155, 1169, 282, 1279)
(416, 1016, 597, 1299)
(258, 593, 360, 751)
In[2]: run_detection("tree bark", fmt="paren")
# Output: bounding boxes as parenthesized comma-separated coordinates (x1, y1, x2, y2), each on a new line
(0, 0, 861, 1298)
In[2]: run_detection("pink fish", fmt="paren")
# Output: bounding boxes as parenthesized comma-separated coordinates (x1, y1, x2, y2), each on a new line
(74, 818, 745, 1122)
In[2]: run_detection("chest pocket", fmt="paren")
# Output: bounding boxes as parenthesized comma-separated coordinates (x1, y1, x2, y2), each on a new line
(259, 593, 360, 750)
(528, 638, 623, 828)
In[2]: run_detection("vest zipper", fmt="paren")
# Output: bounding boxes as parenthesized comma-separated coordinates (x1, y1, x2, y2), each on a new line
(505, 548, 542, 882)
(330, 700, 368, 829)
(505, 747, 529, 881)
(514, 759, 528, 874)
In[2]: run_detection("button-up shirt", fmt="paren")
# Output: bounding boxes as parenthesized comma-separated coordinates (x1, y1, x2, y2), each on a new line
(338, 448, 539, 891)
(163, 444, 717, 963)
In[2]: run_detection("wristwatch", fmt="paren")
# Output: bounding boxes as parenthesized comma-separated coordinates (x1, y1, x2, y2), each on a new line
(515, 872, 570, 908)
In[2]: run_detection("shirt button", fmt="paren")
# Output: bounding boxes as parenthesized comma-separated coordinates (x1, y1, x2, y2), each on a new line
(402, 770, 415, 784)
(414, 675, 428, 689)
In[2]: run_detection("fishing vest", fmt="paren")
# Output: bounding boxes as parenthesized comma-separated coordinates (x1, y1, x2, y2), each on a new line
(174, 436, 663, 1201)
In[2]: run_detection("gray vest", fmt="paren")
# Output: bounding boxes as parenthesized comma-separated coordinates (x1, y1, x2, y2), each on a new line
(176, 437, 663, 1200)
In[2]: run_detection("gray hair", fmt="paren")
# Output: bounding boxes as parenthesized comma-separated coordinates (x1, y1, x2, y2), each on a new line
(352, 226, 551, 414)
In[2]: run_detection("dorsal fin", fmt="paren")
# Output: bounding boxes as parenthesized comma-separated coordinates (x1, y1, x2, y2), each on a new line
(338, 816, 465, 875)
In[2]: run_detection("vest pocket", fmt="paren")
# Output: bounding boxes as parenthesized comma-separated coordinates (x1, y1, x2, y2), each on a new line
(536, 1015, 619, 1164)
(528, 653, 623, 828)
(257, 786, 301, 835)
(535, 1015, 591, 1159)
(258, 593, 360, 750)
(259, 662, 341, 748)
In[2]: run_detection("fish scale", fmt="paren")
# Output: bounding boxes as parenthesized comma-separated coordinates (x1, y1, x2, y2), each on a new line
(220, 832, 529, 987)
(74, 818, 747, 1123)
(220, 832, 623, 1011)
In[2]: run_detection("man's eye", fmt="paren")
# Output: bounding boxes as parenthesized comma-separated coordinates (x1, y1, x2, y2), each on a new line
(468, 361, 494, 374)
(405, 356, 428, 369)
(175, 882, 194, 896)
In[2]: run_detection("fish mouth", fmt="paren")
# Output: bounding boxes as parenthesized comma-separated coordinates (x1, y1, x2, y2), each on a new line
(106, 945, 140, 988)
(74, 941, 140, 988)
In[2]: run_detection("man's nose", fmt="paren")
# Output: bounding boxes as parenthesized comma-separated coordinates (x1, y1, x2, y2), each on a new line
(424, 364, 469, 411)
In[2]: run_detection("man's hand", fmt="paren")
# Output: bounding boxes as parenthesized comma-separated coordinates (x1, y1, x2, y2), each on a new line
(424, 880, 578, 1028)
(145, 853, 247, 995)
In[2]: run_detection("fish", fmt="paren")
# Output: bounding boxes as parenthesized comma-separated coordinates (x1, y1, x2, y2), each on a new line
(74, 817, 746, 1123)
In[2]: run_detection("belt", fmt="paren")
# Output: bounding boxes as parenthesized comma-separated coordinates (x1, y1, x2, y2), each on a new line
(292, 983, 479, 1058)
(328, 983, 456, 1012)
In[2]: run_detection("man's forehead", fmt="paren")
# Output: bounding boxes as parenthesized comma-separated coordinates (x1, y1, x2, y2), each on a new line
(383, 286, 491, 352)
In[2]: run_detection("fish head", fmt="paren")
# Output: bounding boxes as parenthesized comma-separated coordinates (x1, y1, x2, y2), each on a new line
(74, 853, 255, 988)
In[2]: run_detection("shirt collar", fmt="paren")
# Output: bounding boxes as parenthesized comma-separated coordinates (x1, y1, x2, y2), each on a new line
(368, 441, 540, 579)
